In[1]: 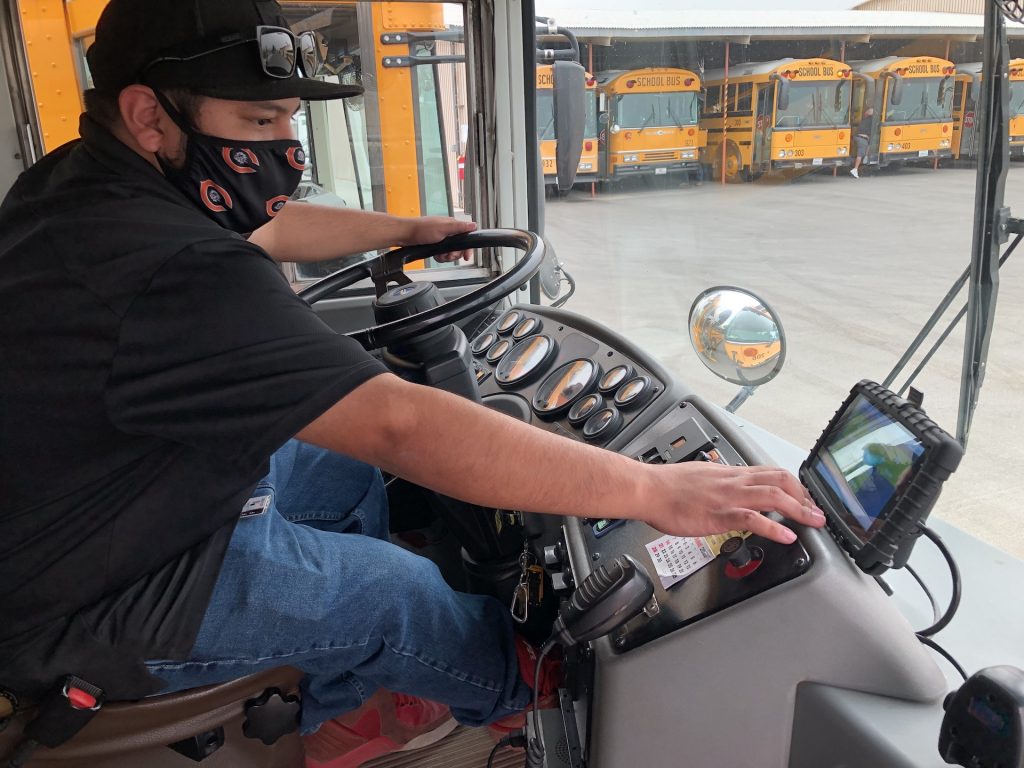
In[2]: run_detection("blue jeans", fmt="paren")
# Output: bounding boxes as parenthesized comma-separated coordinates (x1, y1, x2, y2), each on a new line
(146, 440, 531, 733)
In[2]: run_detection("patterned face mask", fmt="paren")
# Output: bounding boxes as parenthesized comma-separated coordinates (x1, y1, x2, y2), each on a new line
(154, 91, 305, 234)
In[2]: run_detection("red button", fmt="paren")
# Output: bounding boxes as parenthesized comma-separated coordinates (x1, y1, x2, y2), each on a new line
(67, 688, 97, 710)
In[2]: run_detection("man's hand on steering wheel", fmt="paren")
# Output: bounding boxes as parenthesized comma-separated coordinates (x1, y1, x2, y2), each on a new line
(398, 217, 478, 263)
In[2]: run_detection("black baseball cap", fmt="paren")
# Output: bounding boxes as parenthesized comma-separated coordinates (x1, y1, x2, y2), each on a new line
(87, 0, 362, 102)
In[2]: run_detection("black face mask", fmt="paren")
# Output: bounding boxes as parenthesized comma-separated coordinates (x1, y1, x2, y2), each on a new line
(154, 91, 305, 234)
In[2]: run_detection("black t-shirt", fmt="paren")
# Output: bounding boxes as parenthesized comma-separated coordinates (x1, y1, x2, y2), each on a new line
(0, 116, 386, 699)
(856, 113, 875, 138)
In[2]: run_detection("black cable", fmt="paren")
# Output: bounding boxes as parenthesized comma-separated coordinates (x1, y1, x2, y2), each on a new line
(905, 563, 941, 626)
(917, 634, 968, 682)
(486, 740, 502, 768)
(526, 640, 557, 768)
(551, 265, 575, 308)
(915, 525, 962, 638)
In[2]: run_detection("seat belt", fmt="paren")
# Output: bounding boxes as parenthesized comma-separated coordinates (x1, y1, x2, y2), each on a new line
(1, 676, 104, 768)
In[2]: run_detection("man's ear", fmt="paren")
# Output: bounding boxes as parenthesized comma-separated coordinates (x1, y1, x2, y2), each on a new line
(118, 85, 174, 154)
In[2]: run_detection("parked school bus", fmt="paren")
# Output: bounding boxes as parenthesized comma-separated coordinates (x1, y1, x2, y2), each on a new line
(952, 59, 1024, 159)
(850, 56, 956, 167)
(596, 68, 705, 182)
(701, 58, 853, 182)
(538, 65, 600, 185)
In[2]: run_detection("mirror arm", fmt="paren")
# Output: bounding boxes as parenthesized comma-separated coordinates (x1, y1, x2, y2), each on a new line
(726, 386, 758, 414)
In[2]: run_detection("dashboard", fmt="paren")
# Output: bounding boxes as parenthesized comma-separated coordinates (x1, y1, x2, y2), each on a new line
(467, 304, 948, 768)
(469, 304, 812, 651)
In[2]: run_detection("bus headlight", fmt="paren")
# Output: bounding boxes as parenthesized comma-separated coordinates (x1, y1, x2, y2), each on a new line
(624, 154, 638, 163)
(681, 150, 696, 159)
(778, 150, 786, 158)
(786, 150, 795, 158)
(837, 146, 848, 155)
(939, 139, 950, 148)
(886, 143, 896, 151)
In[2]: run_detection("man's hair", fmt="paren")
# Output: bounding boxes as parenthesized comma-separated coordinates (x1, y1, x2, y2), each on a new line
(83, 87, 205, 130)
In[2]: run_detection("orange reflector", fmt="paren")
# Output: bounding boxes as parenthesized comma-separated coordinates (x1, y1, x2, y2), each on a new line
(785, 133, 793, 143)
(624, 132, 632, 140)
(894, 128, 902, 137)
(943, 125, 949, 134)
(688, 128, 695, 136)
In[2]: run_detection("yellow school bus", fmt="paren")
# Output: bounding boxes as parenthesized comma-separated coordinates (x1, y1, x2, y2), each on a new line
(16, 0, 457, 274)
(596, 68, 705, 182)
(701, 58, 853, 182)
(850, 56, 956, 166)
(951, 60, 1024, 160)
(537, 65, 599, 185)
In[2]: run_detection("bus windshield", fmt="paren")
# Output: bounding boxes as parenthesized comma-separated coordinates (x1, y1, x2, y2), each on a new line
(885, 77, 954, 122)
(615, 91, 699, 129)
(1010, 80, 1024, 118)
(585, 91, 598, 139)
(537, 90, 556, 140)
(775, 80, 851, 128)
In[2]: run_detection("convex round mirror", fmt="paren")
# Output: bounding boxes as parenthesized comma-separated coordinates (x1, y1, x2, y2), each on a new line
(688, 286, 786, 387)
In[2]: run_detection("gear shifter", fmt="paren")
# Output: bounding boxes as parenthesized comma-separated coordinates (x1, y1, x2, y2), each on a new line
(549, 554, 655, 647)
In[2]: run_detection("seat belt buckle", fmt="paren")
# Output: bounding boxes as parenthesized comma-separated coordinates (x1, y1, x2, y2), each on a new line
(61, 677, 103, 712)
(22, 676, 105, 749)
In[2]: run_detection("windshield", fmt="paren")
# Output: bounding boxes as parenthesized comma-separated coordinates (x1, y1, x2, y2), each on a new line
(615, 91, 699, 129)
(885, 76, 954, 122)
(537, 90, 556, 140)
(775, 80, 851, 128)
(585, 90, 598, 139)
(1010, 80, 1024, 118)
(538, 3, 1022, 560)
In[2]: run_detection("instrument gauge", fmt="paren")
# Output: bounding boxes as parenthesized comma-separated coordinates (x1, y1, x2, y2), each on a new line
(533, 359, 599, 419)
(583, 407, 623, 441)
(495, 335, 556, 387)
(614, 376, 653, 409)
(471, 332, 496, 356)
(496, 310, 523, 335)
(568, 393, 604, 426)
(600, 364, 634, 393)
(512, 316, 541, 340)
(486, 338, 513, 364)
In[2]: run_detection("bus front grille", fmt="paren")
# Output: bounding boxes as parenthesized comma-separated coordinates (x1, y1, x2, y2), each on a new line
(642, 151, 677, 162)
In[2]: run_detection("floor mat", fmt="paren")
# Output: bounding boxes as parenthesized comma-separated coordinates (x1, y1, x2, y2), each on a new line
(362, 726, 524, 768)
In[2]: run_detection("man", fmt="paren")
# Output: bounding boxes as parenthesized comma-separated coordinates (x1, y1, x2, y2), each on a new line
(0, 0, 825, 764)
(851, 107, 875, 179)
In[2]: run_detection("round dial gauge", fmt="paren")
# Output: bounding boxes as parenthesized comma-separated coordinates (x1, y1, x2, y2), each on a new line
(496, 310, 523, 335)
(471, 332, 496, 356)
(614, 376, 652, 409)
(600, 364, 634, 393)
(512, 316, 541, 340)
(486, 338, 513, 364)
(568, 393, 604, 426)
(533, 359, 599, 418)
(495, 335, 555, 386)
(583, 407, 623, 441)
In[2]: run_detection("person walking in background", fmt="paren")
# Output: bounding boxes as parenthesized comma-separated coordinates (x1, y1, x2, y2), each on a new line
(851, 107, 874, 179)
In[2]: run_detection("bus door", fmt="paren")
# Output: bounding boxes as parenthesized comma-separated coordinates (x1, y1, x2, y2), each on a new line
(752, 83, 774, 171)
(952, 77, 975, 159)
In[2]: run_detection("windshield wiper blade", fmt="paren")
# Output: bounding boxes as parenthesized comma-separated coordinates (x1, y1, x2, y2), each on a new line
(638, 106, 655, 134)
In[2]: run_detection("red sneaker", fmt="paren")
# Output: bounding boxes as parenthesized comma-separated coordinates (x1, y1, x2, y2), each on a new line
(488, 635, 563, 737)
(303, 690, 457, 768)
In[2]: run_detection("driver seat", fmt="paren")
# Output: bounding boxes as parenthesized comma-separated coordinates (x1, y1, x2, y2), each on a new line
(0, 668, 304, 767)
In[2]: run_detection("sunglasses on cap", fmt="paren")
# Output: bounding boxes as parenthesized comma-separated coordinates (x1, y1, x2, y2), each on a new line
(143, 25, 328, 81)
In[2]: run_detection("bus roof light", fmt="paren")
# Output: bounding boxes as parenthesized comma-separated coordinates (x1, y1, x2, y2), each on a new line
(684, 78, 694, 86)
(626, 80, 636, 88)
(586, 77, 596, 86)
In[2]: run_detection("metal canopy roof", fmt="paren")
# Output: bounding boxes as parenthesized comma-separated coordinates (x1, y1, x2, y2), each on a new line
(540, 9, 1024, 41)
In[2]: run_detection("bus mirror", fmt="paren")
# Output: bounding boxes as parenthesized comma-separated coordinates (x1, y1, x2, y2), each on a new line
(688, 286, 787, 392)
(611, 123, 620, 134)
(776, 79, 790, 111)
(938, 76, 951, 106)
(553, 60, 586, 193)
(890, 76, 904, 106)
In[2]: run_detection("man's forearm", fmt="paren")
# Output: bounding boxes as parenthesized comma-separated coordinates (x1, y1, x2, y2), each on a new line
(249, 203, 414, 263)
(298, 373, 648, 521)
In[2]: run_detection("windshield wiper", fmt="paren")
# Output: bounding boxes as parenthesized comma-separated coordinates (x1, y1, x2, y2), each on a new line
(637, 106, 656, 134)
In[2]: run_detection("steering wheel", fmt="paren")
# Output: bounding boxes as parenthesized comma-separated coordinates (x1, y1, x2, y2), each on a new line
(297, 229, 544, 351)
